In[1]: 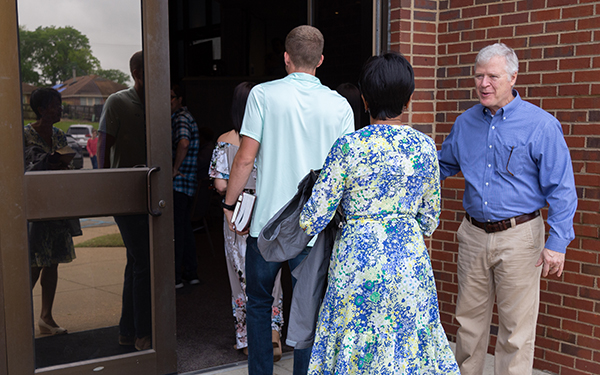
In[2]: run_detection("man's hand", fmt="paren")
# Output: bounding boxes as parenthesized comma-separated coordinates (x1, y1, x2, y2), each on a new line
(223, 207, 249, 235)
(535, 248, 565, 277)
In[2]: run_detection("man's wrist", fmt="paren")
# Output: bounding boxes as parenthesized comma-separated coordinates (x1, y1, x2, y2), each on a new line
(221, 198, 236, 211)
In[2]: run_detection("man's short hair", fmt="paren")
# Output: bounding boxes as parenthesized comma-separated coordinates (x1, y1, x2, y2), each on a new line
(358, 52, 414, 121)
(285, 25, 324, 70)
(129, 50, 144, 76)
(475, 43, 519, 80)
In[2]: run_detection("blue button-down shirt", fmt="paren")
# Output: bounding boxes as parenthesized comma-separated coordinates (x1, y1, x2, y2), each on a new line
(438, 90, 577, 253)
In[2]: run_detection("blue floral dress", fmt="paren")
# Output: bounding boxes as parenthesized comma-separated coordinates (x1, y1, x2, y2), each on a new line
(300, 124, 459, 374)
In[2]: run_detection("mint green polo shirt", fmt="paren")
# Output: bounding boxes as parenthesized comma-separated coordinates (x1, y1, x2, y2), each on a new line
(241, 72, 354, 237)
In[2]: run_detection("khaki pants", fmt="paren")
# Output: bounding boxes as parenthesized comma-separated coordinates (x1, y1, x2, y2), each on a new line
(455, 215, 544, 375)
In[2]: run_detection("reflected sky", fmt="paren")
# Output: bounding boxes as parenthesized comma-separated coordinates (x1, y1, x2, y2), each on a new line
(17, 0, 142, 79)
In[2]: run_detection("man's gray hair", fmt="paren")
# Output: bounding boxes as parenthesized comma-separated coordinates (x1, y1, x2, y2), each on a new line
(475, 43, 519, 80)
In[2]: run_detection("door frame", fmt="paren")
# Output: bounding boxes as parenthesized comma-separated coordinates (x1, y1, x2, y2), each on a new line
(0, 0, 176, 373)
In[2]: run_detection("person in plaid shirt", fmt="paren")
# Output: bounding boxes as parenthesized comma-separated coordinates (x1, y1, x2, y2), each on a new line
(171, 85, 201, 289)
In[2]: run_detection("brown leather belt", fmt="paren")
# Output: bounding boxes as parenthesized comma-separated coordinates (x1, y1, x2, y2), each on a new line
(465, 210, 540, 233)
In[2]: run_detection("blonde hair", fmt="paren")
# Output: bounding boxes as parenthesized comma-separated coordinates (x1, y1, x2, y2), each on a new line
(285, 26, 324, 70)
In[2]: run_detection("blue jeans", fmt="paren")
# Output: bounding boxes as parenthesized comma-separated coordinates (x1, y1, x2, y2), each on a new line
(173, 191, 198, 282)
(246, 236, 312, 375)
(114, 214, 152, 339)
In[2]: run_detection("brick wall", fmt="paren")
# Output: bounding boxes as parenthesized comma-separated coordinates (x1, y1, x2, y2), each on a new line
(390, 1, 600, 374)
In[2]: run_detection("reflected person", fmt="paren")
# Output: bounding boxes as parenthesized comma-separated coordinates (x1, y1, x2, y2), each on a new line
(24, 87, 76, 335)
(97, 50, 151, 351)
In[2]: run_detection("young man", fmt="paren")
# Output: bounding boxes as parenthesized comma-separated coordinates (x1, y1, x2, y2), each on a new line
(223, 25, 354, 375)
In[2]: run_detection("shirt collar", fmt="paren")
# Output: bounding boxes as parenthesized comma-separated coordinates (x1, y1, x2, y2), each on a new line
(286, 72, 320, 84)
(482, 89, 521, 120)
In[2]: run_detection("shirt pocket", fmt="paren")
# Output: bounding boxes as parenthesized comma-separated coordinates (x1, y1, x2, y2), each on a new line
(495, 143, 526, 177)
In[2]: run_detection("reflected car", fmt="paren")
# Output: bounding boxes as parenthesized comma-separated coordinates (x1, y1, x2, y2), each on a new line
(66, 124, 94, 154)
(65, 134, 84, 169)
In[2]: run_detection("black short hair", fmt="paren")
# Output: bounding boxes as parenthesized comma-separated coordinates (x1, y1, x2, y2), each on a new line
(358, 52, 414, 121)
(30, 88, 61, 120)
(129, 50, 144, 76)
(231, 82, 256, 133)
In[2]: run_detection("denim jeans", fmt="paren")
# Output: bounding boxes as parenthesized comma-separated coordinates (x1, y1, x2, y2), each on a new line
(246, 236, 312, 375)
(114, 214, 152, 339)
(173, 191, 198, 282)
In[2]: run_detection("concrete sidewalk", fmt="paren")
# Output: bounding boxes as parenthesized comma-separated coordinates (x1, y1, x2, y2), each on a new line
(184, 343, 550, 375)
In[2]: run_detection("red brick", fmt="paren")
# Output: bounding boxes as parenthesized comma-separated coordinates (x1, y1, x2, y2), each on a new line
(449, 0, 474, 8)
(544, 46, 575, 59)
(530, 8, 561, 22)
(414, 21, 437, 33)
(575, 174, 600, 187)
(487, 26, 513, 39)
(564, 296, 594, 312)
(546, 20, 577, 33)
(461, 29, 485, 41)
(548, 281, 578, 296)
(557, 111, 587, 123)
(548, 350, 576, 367)
(575, 358, 600, 374)
(515, 23, 544, 36)
(575, 70, 600, 83)
(548, 0, 576, 6)
(500, 37, 527, 48)
(413, 33, 437, 44)
(573, 224, 599, 238)
(462, 5, 486, 18)
(561, 367, 593, 375)
(542, 72, 573, 84)
(578, 335, 600, 351)
(561, 31, 593, 45)
(542, 98, 572, 110)
(577, 43, 600, 56)
(473, 16, 499, 29)
(578, 311, 600, 326)
(518, 47, 543, 60)
(579, 16, 600, 30)
(559, 58, 592, 71)
(449, 19, 473, 32)
(587, 162, 600, 174)
(546, 326, 577, 343)
(563, 5, 595, 19)
(562, 343, 593, 360)
(580, 287, 600, 301)
(581, 213, 600, 226)
(563, 319, 594, 336)
(440, 10, 460, 21)
(559, 84, 591, 96)
(565, 136, 586, 148)
(517, 73, 541, 85)
(501, 12, 529, 25)
(448, 42, 472, 54)
(413, 44, 437, 55)
(531, 34, 559, 47)
(547, 305, 578, 320)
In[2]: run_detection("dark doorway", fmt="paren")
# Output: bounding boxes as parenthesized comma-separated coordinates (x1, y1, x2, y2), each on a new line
(169, 0, 373, 372)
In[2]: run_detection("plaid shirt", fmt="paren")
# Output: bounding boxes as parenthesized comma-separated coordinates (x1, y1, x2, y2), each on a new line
(171, 106, 200, 197)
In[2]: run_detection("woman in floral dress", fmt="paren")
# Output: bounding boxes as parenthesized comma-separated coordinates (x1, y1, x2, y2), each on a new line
(25, 88, 76, 336)
(209, 82, 284, 359)
(300, 53, 459, 374)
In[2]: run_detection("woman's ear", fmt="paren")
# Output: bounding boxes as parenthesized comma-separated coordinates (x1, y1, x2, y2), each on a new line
(405, 93, 414, 109)
(361, 94, 369, 113)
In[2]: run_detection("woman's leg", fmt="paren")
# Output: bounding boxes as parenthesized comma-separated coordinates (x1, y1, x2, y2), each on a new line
(39, 264, 59, 326)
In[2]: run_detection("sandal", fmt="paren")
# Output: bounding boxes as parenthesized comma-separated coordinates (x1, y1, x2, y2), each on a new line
(272, 330, 282, 362)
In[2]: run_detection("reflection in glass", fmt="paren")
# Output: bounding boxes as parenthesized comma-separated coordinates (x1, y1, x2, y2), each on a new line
(18, 0, 146, 368)
(30, 216, 137, 368)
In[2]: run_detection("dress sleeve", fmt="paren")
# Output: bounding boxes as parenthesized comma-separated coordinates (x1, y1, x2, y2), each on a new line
(300, 137, 348, 236)
(208, 142, 230, 179)
(415, 138, 441, 237)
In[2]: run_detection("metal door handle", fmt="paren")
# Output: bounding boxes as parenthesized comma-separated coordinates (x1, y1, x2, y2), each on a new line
(147, 166, 162, 216)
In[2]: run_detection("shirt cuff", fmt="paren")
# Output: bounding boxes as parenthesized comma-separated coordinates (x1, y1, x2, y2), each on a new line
(544, 236, 570, 254)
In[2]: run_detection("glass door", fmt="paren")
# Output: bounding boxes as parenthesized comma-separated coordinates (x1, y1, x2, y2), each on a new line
(0, 0, 176, 374)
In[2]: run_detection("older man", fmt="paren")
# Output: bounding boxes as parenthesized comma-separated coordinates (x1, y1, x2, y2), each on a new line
(223, 25, 354, 375)
(438, 43, 577, 375)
